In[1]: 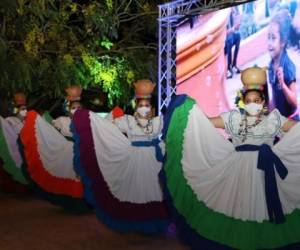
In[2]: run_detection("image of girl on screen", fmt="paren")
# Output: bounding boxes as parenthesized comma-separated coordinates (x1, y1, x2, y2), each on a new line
(268, 9, 298, 120)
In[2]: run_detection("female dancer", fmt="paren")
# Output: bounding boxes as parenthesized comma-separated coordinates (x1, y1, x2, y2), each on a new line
(162, 67, 300, 249)
(0, 93, 28, 185)
(19, 88, 88, 211)
(73, 79, 169, 234)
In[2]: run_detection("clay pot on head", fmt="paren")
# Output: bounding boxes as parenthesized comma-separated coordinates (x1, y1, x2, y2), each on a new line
(65, 86, 82, 101)
(241, 66, 267, 89)
(133, 79, 156, 97)
(13, 92, 26, 106)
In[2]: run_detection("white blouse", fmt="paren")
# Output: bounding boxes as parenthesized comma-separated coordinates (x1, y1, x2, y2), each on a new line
(113, 115, 163, 142)
(220, 109, 287, 146)
(52, 116, 72, 137)
(5, 116, 24, 135)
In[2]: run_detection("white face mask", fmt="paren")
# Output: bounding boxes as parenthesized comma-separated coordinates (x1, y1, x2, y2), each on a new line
(70, 108, 77, 115)
(244, 103, 263, 116)
(137, 106, 151, 117)
(19, 109, 27, 117)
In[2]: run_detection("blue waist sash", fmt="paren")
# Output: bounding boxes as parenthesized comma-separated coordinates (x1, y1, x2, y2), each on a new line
(235, 144, 288, 224)
(131, 138, 163, 163)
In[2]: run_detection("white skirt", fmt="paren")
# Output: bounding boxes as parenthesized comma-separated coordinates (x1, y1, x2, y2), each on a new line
(162, 95, 300, 249)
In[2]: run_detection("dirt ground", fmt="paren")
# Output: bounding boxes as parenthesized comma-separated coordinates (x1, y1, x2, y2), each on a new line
(0, 193, 188, 250)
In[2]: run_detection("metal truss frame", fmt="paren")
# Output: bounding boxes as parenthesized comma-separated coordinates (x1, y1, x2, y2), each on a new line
(158, 0, 253, 114)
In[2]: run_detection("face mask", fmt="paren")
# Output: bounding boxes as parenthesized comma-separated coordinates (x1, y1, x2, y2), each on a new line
(244, 103, 263, 116)
(70, 108, 77, 115)
(137, 106, 151, 117)
(19, 109, 27, 117)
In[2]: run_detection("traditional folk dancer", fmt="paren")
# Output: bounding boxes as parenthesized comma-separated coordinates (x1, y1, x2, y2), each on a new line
(52, 86, 83, 139)
(0, 92, 28, 185)
(5, 92, 28, 135)
(73, 79, 169, 234)
(162, 67, 300, 250)
(19, 87, 88, 212)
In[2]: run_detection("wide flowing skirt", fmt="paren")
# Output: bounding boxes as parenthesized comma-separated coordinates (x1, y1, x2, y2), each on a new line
(20, 111, 88, 212)
(161, 95, 300, 250)
(0, 117, 27, 184)
(72, 109, 169, 234)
